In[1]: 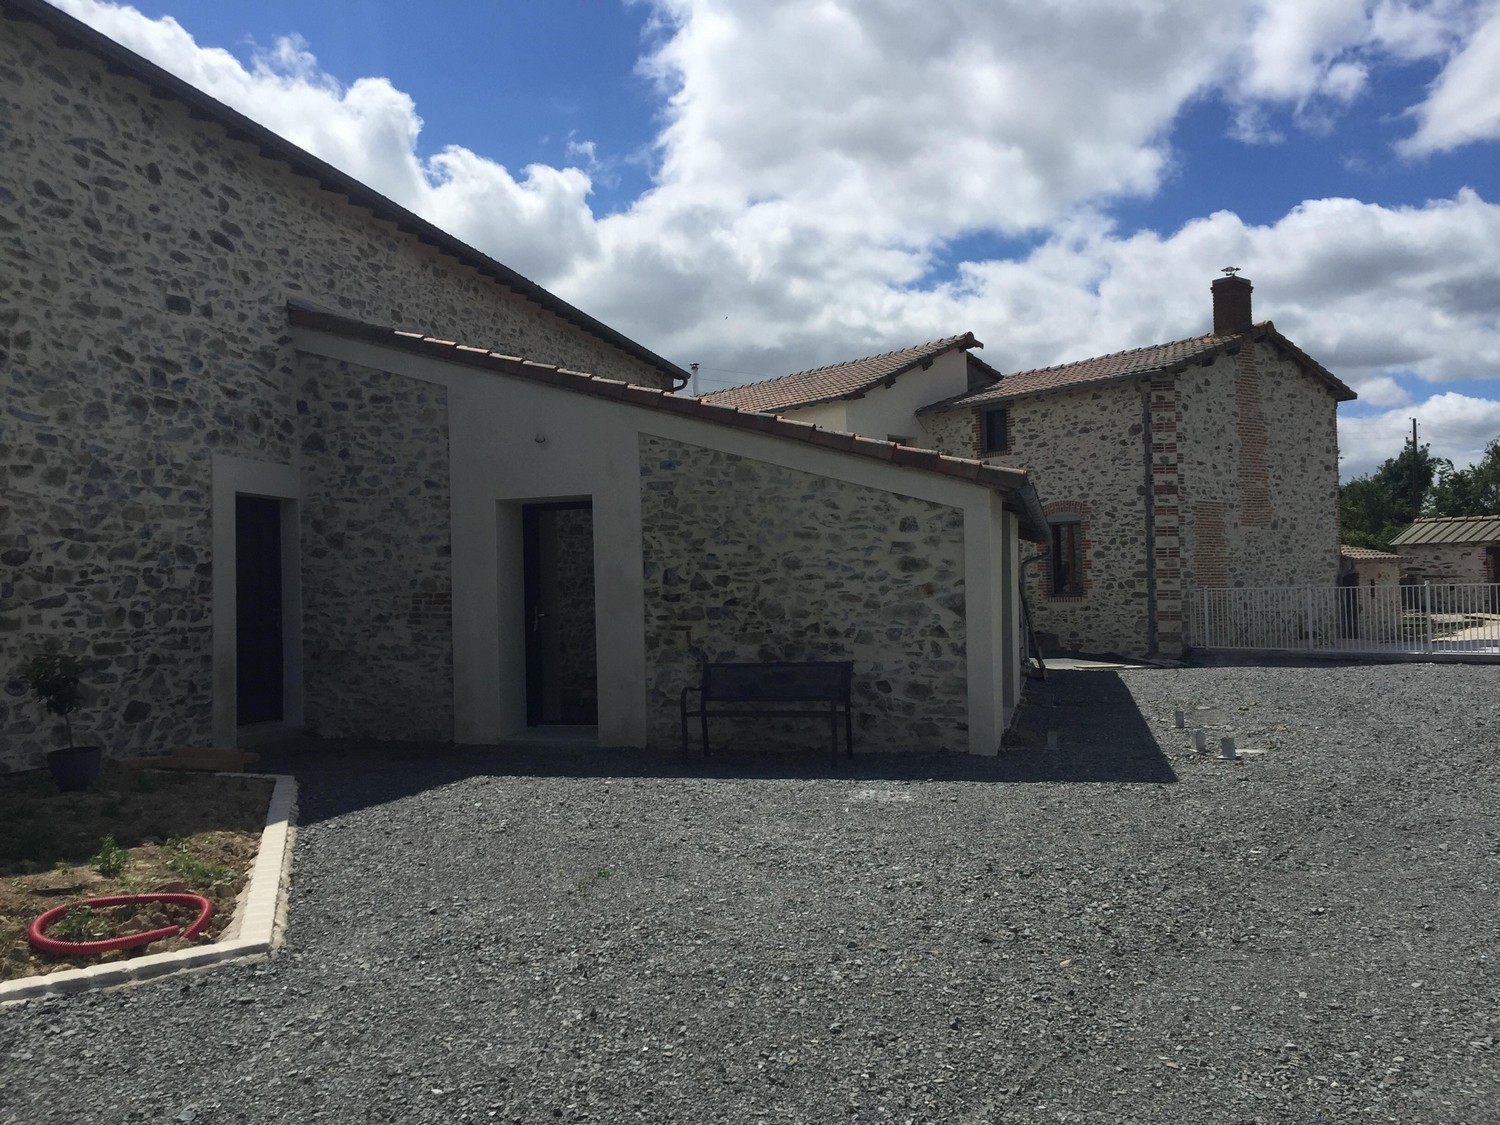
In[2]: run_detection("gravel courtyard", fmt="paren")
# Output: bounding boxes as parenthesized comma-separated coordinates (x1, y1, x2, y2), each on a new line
(1, 663, 1496, 1123)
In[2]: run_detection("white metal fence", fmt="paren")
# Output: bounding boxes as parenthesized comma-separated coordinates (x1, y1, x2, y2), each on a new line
(1192, 582, 1500, 656)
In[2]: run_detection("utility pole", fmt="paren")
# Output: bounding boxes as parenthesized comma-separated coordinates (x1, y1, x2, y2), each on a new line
(1411, 417, 1421, 514)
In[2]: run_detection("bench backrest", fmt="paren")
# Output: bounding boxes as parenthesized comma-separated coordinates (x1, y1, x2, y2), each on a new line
(701, 661, 852, 703)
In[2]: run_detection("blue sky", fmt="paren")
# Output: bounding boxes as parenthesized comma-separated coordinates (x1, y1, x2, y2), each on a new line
(56, 0, 1500, 479)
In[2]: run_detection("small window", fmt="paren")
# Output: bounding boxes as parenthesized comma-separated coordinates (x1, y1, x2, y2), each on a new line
(982, 407, 1008, 454)
(1050, 519, 1083, 597)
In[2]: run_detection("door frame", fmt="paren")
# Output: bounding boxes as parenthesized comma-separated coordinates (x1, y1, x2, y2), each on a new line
(212, 454, 303, 748)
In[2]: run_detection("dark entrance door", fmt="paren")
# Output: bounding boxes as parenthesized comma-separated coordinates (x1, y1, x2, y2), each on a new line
(236, 495, 284, 725)
(522, 502, 598, 725)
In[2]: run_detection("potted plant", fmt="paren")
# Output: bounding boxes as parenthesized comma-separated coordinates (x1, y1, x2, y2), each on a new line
(14, 649, 102, 791)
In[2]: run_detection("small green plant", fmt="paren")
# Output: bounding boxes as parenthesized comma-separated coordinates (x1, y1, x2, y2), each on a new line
(50, 904, 115, 943)
(90, 834, 130, 879)
(13, 650, 83, 748)
(163, 837, 230, 887)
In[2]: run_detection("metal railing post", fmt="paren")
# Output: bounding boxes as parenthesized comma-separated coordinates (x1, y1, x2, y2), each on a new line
(1423, 581, 1432, 653)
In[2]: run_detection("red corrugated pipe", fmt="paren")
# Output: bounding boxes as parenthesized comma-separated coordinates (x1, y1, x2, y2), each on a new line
(28, 893, 214, 956)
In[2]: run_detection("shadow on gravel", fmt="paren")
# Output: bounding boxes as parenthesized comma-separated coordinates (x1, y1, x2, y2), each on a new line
(997, 669, 1177, 784)
(258, 668, 1173, 827)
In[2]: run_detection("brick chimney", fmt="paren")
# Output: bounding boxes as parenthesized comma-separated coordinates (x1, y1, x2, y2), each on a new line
(1211, 272, 1253, 335)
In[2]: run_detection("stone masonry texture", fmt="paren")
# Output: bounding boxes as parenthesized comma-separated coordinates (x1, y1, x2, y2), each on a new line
(922, 339, 1342, 658)
(639, 436, 969, 754)
(931, 382, 1153, 657)
(296, 352, 451, 741)
(0, 17, 669, 769)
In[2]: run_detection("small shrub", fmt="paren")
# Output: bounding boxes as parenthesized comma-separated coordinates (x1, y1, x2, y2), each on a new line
(90, 835, 130, 879)
(51, 904, 115, 943)
(163, 837, 230, 887)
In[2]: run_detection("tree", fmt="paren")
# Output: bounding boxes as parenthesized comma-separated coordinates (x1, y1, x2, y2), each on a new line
(1339, 441, 1446, 549)
(1430, 438, 1500, 517)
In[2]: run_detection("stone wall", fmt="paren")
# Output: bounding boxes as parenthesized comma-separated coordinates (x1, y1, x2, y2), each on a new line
(0, 15, 668, 768)
(638, 436, 969, 753)
(1177, 342, 1342, 601)
(296, 353, 451, 740)
(925, 383, 1154, 657)
(1400, 543, 1495, 585)
(922, 341, 1344, 658)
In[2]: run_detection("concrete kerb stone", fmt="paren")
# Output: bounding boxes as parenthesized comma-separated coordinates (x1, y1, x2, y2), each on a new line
(0, 773, 298, 1007)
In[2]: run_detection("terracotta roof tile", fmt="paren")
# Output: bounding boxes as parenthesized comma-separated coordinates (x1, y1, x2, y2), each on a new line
(919, 323, 1356, 411)
(700, 333, 980, 413)
(287, 304, 1048, 541)
(1339, 545, 1406, 560)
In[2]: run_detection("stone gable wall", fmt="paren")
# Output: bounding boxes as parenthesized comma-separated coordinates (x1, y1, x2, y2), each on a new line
(1176, 343, 1342, 610)
(296, 352, 451, 741)
(639, 436, 969, 753)
(0, 17, 665, 768)
(922, 344, 1344, 657)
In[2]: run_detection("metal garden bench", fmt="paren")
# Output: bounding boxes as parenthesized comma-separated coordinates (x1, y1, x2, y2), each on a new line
(679, 660, 855, 766)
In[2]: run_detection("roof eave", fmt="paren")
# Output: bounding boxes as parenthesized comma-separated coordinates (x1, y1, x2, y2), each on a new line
(711, 332, 982, 414)
(291, 306, 1044, 521)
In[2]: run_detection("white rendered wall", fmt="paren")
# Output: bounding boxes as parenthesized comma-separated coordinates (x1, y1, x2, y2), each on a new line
(781, 350, 972, 445)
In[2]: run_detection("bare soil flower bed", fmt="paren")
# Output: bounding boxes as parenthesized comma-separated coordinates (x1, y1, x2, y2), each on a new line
(0, 764, 273, 982)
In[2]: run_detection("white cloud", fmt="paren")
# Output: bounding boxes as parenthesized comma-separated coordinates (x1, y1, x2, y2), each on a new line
(1351, 375, 1415, 407)
(1238, 0, 1371, 104)
(1339, 392, 1500, 477)
(46, 0, 1500, 471)
(1399, 2, 1500, 155)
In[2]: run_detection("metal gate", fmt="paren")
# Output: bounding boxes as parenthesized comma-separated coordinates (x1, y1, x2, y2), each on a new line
(1192, 582, 1500, 656)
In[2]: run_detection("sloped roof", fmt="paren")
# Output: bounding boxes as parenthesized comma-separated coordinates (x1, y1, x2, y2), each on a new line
(288, 305, 1049, 541)
(919, 323, 1356, 412)
(1339, 545, 1406, 560)
(1390, 516, 1500, 546)
(0, 0, 690, 390)
(700, 334, 980, 413)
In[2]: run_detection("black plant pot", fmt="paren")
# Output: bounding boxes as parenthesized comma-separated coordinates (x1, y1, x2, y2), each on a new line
(47, 746, 102, 792)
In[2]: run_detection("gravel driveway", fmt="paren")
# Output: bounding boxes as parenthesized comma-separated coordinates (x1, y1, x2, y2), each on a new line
(2, 663, 1496, 1124)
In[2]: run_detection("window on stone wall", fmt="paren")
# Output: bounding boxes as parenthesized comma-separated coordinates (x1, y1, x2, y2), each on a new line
(982, 407, 1009, 454)
(1050, 518, 1083, 597)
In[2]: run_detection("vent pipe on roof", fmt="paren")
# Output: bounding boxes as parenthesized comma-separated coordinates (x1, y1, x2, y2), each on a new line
(1212, 269, 1253, 336)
